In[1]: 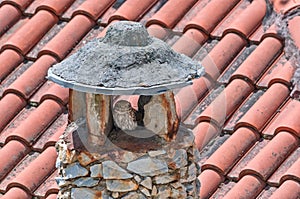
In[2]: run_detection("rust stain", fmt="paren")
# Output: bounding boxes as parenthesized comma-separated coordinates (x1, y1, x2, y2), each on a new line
(69, 89, 74, 121)
(161, 91, 179, 141)
(98, 94, 107, 134)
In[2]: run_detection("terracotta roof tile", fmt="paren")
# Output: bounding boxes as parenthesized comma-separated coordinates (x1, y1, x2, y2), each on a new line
(0, 49, 23, 81)
(0, 4, 21, 36)
(4, 55, 57, 99)
(236, 83, 290, 131)
(0, 93, 26, 132)
(108, 0, 158, 23)
(203, 127, 259, 175)
(27, 22, 67, 60)
(288, 15, 300, 49)
(39, 14, 94, 60)
(34, 0, 75, 17)
(241, 131, 298, 181)
(263, 99, 300, 138)
(218, 44, 257, 84)
(0, 0, 299, 197)
(72, 0, 116, 21)
(198, 169, 224, 199)
(227, 139, 269, 181)
(231, 37, 283, 84)
(175, 76, 212, 120)
(193, 121, 220, 151)
(146, 0, 197, 29)
(269, 180, 300, 199)
(6, 146, 56, 194)
(184, 0, 240, 35)
(46, 193, 58, 199)
(258, 57, 295, 88)
(223, 175, 266, 199)
(34, 169, 59, 197)
(1, 187, 31, 199)
(211, 0, 251, 38)
(40, 83, 69, 105)
(0, 140, 29, 181)
(0, 152, 40, 192)
(223, 0, 267, 39)
(3, 99, 64, 146)
(61, 0, 85, 20)
(268, 147, 300, 186)
(184, 85, 224, 128)
(172, 28, 208, 56)
(0, 0, 32, 11)
(271, 0, 300, 13)
(197, 79, 253, 127)
(0, 60, 32, 97)
(32, 113, 67, 152)
(224, 90, 264, 132)
(0, 18, 29, 47)
(202, 33, 247, 80)
(1, 10, 58, 55)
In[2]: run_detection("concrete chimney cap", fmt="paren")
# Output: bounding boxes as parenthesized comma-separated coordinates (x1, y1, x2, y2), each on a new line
(47, 21, 205, 95)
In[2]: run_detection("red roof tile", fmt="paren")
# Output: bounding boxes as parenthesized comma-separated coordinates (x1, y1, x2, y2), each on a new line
(0, 0, 299, 198)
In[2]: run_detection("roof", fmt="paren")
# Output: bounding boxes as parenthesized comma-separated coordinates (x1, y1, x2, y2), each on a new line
(0, 0, 299, 198)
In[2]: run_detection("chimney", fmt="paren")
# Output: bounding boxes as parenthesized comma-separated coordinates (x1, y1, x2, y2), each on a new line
(48, 21, 205, 199)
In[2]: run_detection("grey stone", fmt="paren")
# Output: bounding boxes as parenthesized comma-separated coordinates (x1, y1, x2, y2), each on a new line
(121, 192, 147, 199)
(64, 162, 88, 179)
(134, 175, 142, 183)
(139, 187, 151, 197)
(148, 150, 166, 157)
(155, 186, 171, 198)
(192, 147, 201, 163)
(103, 160, 133, 179)
(171, 182, 184, 189)
(77, 151, 96, 166)
(180, 167, 187, 178)
(57, 190, 70, 199)
(187, 163, 197, 182)
(168, 149, 188, 169)
(55, 177, 69, 187)
(119, 151, 139, 163)
(181, 130, 195, 148)
(153, 173, 179, 184)
(50, 21, 204, 89)
(184, 183, 196, 196)
(71, 188, 106, 199)
(112, 192, 119, 198)
(106, 179, 138, 192)
(140, 177, 152, 190)
(127, 157, 168, 177)
(90, 164, 103, 178)
(151, 185, 158, 196)
(73, 177, 99, 187)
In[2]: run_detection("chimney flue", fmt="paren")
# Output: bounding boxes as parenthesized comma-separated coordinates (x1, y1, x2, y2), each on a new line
(49, 21, 204, 199)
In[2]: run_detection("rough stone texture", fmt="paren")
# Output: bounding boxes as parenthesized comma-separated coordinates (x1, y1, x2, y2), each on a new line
(56, 125, 200, 198)
(72, 177, 99, 187)
(140, 177, 152, 190)
(106, 179, 138, 192)
(64, 162, 89, 179)
(102, 160, 133, 179)
(90, 164, 103, 178)
(127, 157, 168, 177)
(50, 21, 204, 88)
(71, 188, 104, 199)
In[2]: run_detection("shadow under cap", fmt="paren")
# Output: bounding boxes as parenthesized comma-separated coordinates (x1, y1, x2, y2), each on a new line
(47, 21, 205, 95)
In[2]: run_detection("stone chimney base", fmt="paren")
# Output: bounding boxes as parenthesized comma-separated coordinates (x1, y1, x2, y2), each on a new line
(55, 126, 201, 199)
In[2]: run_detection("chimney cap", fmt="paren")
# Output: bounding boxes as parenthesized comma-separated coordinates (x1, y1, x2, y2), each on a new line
(47, 21, 205, 95)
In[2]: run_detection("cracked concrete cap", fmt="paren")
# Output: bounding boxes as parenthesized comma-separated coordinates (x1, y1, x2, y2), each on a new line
(48, 21, 205, 95)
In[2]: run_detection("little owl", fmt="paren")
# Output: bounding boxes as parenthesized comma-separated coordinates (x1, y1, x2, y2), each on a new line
(112, 100, 137, 131)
